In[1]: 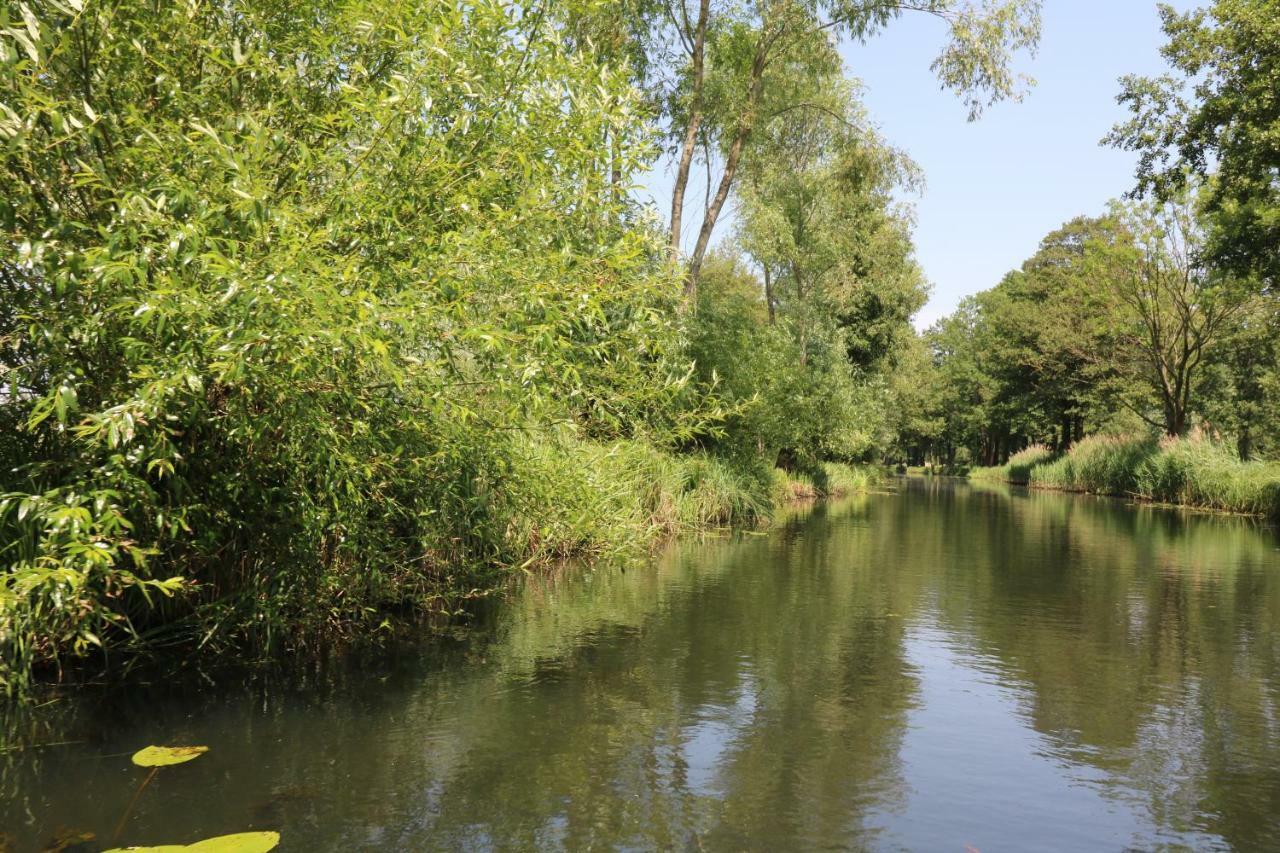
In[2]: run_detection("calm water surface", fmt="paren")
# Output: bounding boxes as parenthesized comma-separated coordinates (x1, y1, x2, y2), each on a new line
(5, 478, 1280, 851)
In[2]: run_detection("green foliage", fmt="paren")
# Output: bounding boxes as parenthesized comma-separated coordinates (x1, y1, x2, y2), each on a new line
(689, 251, 899, 472)
(1106, 0, 1280, 288)
(1200, 296, 1280, 459)
(0, 0, 703, 696)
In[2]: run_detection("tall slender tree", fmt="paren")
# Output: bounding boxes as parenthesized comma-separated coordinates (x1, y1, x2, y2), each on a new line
(662, 0, 1041, 298)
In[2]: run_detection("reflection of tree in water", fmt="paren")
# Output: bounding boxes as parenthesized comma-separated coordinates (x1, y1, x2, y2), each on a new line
(391, 495, 922, 849)
(900, 480, 1280, 850)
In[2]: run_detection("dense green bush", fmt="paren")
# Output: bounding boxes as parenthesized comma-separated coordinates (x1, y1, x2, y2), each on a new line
(687, 254, 892, 471)
(0, 0, 702, 695)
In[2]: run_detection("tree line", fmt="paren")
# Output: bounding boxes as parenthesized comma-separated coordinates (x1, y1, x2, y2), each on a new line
(893, 0, 1279, 469)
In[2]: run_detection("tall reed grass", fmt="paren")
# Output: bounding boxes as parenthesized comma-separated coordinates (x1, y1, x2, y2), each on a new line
(969, 434, 1280, 518)
(970, 444, 1055, 485)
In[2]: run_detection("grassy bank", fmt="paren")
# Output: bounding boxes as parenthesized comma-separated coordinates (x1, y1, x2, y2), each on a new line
(970, 435, 1280, 518)
(1, 433, 878, 699)
(772, 463, 881, 502)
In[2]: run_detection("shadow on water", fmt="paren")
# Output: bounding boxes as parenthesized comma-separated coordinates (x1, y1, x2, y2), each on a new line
(4, 480, 1280, 851)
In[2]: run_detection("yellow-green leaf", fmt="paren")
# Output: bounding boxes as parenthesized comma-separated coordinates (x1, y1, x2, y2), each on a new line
(131, 745, 209, 767)
(105, 832, 279, 853)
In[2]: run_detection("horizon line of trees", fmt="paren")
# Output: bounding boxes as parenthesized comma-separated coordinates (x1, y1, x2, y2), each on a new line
(890, 0, 1279, 468)
(894, 191, 1279, 468)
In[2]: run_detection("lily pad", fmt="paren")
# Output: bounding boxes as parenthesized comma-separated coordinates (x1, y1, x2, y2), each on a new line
(130, 745, 209, 767)
(105, 831, 280, 853)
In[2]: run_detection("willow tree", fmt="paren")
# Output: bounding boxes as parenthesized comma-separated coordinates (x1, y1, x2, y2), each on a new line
(1092, 195, 1252, 437)
(735, 59, 924, 365)
(707, 51, 927, 465)
(0, 0, 682, 692)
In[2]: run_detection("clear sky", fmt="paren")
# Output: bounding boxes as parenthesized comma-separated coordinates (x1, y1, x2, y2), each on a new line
(640, 0, 1195, 329)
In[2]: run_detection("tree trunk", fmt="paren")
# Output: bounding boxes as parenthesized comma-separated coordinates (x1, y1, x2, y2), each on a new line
(1238, 426, 1252, 461)
(685, 31, 770, 299)
(763, 265, 775, 324)
(668, 0, 709, 263)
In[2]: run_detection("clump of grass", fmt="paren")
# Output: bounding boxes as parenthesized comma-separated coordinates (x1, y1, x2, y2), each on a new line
(770, 463, 879, 502)
(971, 444, 1056, 485)
(1029, 434, 1156, 495)
(1005, 444, 1055, 484)
(972, 432, 1280, 518)
(1134, 436, 1280, 516)
(674, 455, 774, 527)
(506, 435, 776, 565)
(817, 463, 879, 496)
(772, 468, 818, 502)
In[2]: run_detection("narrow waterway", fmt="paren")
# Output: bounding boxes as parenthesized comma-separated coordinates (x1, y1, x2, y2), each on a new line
(5, 478, 1280, 851)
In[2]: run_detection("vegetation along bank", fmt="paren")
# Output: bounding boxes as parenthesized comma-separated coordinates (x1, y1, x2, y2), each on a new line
(970, 437, 1280, 518)
(0, 0, 1037, 697)
(890, 2, 1280, 520)
(3, 0, 1278, 700)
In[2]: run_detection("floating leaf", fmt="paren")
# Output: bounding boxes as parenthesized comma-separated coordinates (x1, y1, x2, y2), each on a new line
(105, 831, 279, 853)
(130, 745, 209, 767)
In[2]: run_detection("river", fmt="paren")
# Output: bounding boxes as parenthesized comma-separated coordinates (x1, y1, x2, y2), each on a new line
(5, 477, 1280, 851)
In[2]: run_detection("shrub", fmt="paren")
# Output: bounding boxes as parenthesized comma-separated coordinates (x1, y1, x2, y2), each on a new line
(0, 0, 687, 696)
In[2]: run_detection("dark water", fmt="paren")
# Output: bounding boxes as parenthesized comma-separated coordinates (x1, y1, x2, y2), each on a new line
(5, 478, 1280, 851)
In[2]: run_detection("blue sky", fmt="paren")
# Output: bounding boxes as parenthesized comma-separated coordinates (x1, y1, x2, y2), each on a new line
(640, 0, 1194, 329)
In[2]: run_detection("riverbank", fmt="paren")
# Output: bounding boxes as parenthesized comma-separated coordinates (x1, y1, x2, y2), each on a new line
(970, 435, 1280, 518)
(2, 441, 879, 701)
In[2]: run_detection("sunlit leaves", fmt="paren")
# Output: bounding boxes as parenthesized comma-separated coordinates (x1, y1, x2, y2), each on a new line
(1106, 0, 1280, 286)
(0, 0, 687, 695)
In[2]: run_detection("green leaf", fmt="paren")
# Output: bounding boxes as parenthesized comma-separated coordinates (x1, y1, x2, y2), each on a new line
(131, 745, 209, 767)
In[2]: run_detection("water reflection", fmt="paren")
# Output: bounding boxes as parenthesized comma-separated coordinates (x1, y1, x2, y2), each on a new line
(3, 481, 1280, 851)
